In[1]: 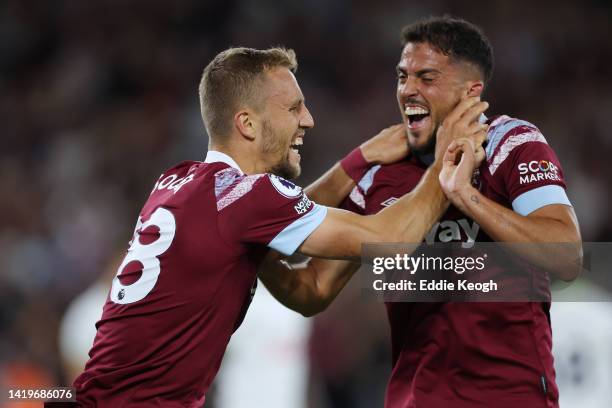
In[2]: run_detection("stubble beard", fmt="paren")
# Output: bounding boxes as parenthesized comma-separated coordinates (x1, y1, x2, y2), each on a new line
(269, 157, 300, 180)
(261, 119, 300, 180)
(409, 122, 439, 156)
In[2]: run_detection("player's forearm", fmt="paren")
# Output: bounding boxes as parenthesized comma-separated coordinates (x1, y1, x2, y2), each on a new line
(304, 162, 356, 207)
(299, 258, 359, 315)
(299, 163, 447, 260)
(372, 162, 448, 243)
(454, 186, 582, 280)
(259, 254, 358, 317)
(455, 186, 576, 243)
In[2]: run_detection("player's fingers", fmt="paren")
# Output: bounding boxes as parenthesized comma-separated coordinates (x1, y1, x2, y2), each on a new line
(458, 101, 489, 127)
(443, 149, 459, 167)
(445, 96, 481, 125)
(464, 128, 488, 150)
(467, 121, 488, 135)
(474, 146, 486, 165)
(381, 124, 402, 134)
(453, 137, 476, 153)
(446, 140, 458, 153)
(456, 140, 477, 169)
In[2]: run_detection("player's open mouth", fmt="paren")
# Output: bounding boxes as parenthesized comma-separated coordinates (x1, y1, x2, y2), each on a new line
(290, 136, 303, 157)
(404, 105, 430, 131)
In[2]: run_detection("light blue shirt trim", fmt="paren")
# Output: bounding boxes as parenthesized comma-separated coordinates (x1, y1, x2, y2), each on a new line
(512, 185, 572, 216)
(358, 165, 381, 194)
(268, 204, 328, 255)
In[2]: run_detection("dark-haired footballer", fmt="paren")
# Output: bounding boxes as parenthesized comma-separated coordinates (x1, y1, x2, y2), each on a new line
(259, 16, 582, 408)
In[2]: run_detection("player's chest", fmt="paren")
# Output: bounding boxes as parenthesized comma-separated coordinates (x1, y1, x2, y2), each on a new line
(365, 167, 500, 245)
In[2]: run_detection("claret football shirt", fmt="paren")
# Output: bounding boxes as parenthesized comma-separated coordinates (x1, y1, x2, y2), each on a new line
(343, 115, 571, 408)
(74, 151, 327, 407)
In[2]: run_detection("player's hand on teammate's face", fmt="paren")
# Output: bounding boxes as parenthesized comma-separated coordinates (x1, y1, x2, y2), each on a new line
(434, 96, 489, 161)
(360, 124, 409, 165)
(439, 137, 480, 200)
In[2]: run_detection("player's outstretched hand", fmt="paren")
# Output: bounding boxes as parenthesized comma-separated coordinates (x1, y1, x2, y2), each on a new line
(434, 96, 488, 161)
(439, 137, 480, 201)
(360, 124, 409, 165)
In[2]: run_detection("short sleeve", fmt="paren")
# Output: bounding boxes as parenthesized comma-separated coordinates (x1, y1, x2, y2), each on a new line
(216, 169, 327, 255)
(487, 119, 572, 216)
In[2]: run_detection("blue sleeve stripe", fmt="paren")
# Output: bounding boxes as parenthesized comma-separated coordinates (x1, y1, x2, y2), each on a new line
(268, 204, 328, 255)
(358, 165, 381, 194)
(512, 185, 572, 216)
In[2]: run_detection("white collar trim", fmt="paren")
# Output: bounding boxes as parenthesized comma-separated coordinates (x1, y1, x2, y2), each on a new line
(204, 150, 244, 174)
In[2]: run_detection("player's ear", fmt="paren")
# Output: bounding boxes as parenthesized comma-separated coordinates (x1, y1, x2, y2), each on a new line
(465, 80, 484, 98)
(234, 110, 257, 141)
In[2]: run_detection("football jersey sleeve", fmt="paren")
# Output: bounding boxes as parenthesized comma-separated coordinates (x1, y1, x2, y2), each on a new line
(487, 118, 572, 216)
(216, 168, 327, 255)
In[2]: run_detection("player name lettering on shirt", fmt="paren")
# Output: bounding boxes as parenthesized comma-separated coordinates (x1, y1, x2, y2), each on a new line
(152, 173, 195, 194)
(425, 218, 480, 248)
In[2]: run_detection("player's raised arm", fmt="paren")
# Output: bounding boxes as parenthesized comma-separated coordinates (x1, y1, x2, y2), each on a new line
(304, 124, 409, 207)
(439, 124, 582, 281)
(298, 97, 488, 260)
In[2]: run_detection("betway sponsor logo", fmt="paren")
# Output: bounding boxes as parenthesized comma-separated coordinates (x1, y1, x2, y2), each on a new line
(425, 218, 480, 249)
(518, 160, 560, 184)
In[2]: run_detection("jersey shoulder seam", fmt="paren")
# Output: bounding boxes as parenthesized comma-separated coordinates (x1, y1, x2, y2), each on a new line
(487, 115, 547, 175)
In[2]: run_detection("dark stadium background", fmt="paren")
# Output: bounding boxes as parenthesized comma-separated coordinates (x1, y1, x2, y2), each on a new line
(1, 1, 611, 407)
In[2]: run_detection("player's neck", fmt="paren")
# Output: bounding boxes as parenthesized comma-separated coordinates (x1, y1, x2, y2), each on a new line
(208, 144, 264, 175)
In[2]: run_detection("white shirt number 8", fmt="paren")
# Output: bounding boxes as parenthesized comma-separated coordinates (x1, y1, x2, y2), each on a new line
(111, 207, 176, 304)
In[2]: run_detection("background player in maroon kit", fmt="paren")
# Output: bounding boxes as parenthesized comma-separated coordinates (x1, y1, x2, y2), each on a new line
(73, 47, 487, 407)
(259, 17, 582, 408)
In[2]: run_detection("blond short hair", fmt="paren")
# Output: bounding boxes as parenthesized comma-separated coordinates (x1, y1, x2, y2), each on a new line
(199, 47, 298, 142)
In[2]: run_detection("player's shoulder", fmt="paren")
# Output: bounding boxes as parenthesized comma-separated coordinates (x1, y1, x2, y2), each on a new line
(485, 115, 549, 175)
(150, 160, 203, 195)
(161, 160, 201, 176)
(215, 170, 303, 212)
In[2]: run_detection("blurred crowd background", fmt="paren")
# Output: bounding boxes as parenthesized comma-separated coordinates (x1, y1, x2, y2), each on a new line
(1, 0, 611, 407)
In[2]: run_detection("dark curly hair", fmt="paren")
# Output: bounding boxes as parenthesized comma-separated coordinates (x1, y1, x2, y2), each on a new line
(401, 16, 494, 85)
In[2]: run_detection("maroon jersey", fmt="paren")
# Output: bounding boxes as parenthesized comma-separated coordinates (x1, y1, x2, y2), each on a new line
(74, 151, 327, 407)
(343, 115, 571, 408)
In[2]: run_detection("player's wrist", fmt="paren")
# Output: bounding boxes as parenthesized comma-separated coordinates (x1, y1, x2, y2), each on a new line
(456, 185, 479, 208)
(340, 146, 371, 183)
(359, 143, 381, 165)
